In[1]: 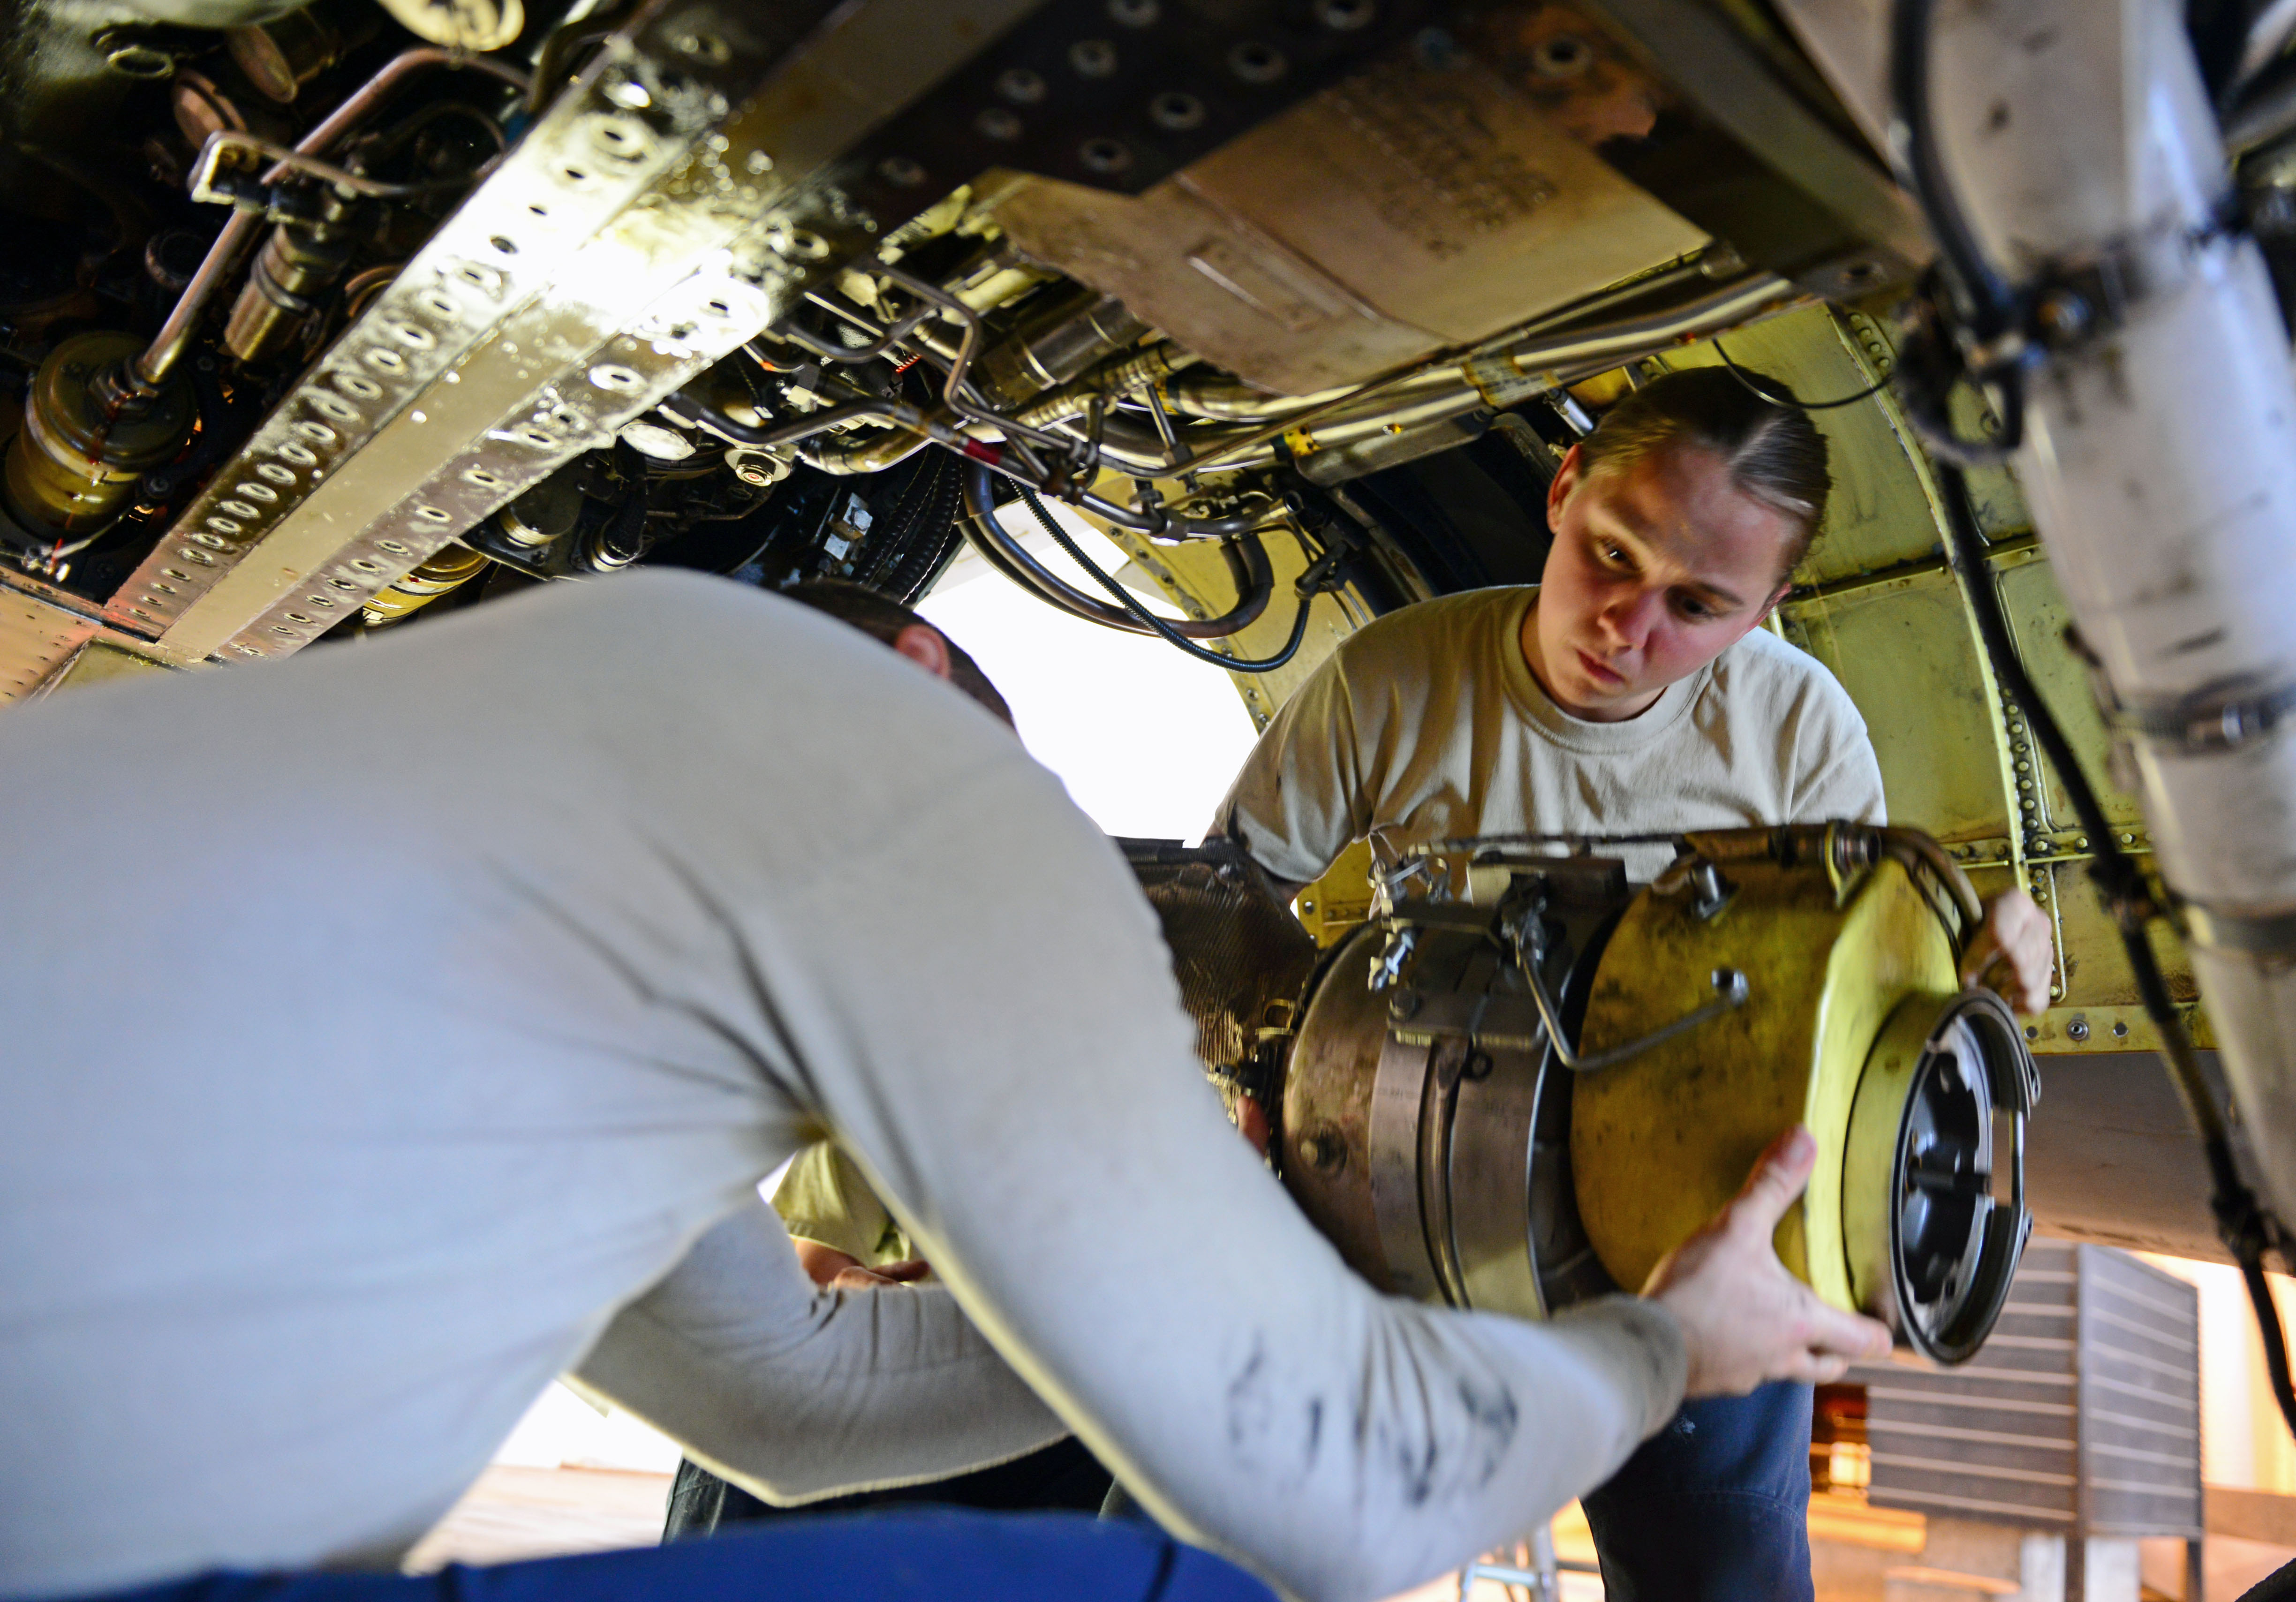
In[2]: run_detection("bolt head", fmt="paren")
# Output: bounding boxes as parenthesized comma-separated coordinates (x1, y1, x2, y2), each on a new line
(997, 66, 1047, 103)
(1069, 38, 1118, 78)
(2037, 289, 2092, 343)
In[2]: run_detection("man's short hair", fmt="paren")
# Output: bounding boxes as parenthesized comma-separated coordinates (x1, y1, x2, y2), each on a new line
(1576, 367, 1833, 579)
(784, 578, 1014, 726)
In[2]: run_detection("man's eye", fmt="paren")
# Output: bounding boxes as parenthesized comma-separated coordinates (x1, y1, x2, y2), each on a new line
(1675, 595, 1714, 620)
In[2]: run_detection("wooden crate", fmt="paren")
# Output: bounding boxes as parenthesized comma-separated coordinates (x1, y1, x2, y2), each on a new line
(1851, 1240, 2201, 1541)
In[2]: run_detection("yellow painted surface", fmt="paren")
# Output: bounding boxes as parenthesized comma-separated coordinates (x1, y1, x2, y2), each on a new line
(1571, 852, 1957, 1310)
(1296, 838, 1378, 948)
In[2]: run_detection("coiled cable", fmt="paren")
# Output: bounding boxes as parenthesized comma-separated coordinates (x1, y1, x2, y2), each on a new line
(957, 463, 1274, 639)
(1011, 485, 1333, 675)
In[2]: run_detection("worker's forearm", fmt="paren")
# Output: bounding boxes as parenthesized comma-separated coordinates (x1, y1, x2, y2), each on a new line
(796, 770, 1685, 1602)
(574, 1202, 1065, 1503)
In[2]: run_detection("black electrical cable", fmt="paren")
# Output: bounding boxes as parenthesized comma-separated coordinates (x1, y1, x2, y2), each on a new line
(1890, 0, 2018, 340)
(1713, 341, 1893, 410)
(1013, 486, 1326, 674)
(958, 463, 1275, 638)
(1889, 0, 2296, 1427)
(858, 450, 965, 605)
(1934, 459, 2296, 1438)
(1889, 0, 2029, 464)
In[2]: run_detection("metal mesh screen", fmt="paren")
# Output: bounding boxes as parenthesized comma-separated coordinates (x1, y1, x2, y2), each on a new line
(1119, 837, 1318, 1090)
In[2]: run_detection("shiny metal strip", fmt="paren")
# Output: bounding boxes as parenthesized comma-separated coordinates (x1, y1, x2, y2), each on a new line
(0, 573, 103, 703)
(110, 0, 764, 656)
(111, 0, 1036, 663)
(1448, 1040, 1546, 1319)
(1367, 1030, 1437, 1300)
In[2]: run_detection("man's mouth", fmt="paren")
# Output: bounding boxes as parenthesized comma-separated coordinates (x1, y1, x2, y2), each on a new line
(1575, 648, 1626, 688)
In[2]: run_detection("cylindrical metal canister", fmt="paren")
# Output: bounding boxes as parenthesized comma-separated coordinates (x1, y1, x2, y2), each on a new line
(224, 201, 360, 365)
(1, 332, 193, 538)
(360, 544, 489, 626)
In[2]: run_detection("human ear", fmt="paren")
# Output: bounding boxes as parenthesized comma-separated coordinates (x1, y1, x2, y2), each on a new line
(891, 623, 954, 680)
(1746, 581, 1797, 636)
(1548, 441, 1583, 524)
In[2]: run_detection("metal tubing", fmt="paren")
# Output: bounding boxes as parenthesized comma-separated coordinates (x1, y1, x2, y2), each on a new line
(1158, 274, 1799, 478)
(1088, 281, 1791, 480)
(1010, 344, 1202, 429)
(778, 300, 937, 363)
(1522, 960, 1749, 1074)
(667, 392, 962, 452)
(190, 130, 469, 199)
(803, 424, 936, 475)
(875, 263, 1078, 453)
(134, 46, 531, 391)
(1160, 259, 1727, 423)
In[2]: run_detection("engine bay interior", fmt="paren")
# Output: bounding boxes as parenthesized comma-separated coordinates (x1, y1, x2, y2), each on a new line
(9, 0, 2296, 1284)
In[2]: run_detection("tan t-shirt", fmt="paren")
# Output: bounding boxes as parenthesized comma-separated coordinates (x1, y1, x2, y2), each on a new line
(774, 1143, 913, 1265)
(1219, 586, 1886, 885)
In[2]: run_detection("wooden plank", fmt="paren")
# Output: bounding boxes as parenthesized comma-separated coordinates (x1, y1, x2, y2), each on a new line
(2206, 1485, 2296, 1546)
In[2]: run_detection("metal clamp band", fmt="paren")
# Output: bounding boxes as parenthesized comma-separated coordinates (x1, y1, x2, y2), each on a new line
(2182, 898, 2296, 956)
(2106, 672, 2296, 755)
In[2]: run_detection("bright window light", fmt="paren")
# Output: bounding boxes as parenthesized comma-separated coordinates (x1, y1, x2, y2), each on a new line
(919, 499, 1261, 842)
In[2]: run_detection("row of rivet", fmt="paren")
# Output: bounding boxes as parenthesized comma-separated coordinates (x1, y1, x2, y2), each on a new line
(223, 268, 779, 656)
(112, 56, 704, 648)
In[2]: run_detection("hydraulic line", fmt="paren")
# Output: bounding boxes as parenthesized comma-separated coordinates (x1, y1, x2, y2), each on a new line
(1012, 485, 1328, 675)
(875, 262, 1076, 456)
(673, 373, 1261, 539)
(1891, 0, 2296, 1440)
(775, 302, 937, 365)
(668, 390, 974, 453)
(956, 462, 1272, 639)
(1012, 345, 1202, 430)
(1147, 273, 1799, 480)
(134, 46, 531, 392)
(1939, 449, 2296, 1437)
(1161, 258, 1722, 423)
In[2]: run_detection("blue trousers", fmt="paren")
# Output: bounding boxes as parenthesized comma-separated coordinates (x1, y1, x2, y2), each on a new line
(89, 1510, 1272, 1602)
(1580, 1381, 1814, 1602)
